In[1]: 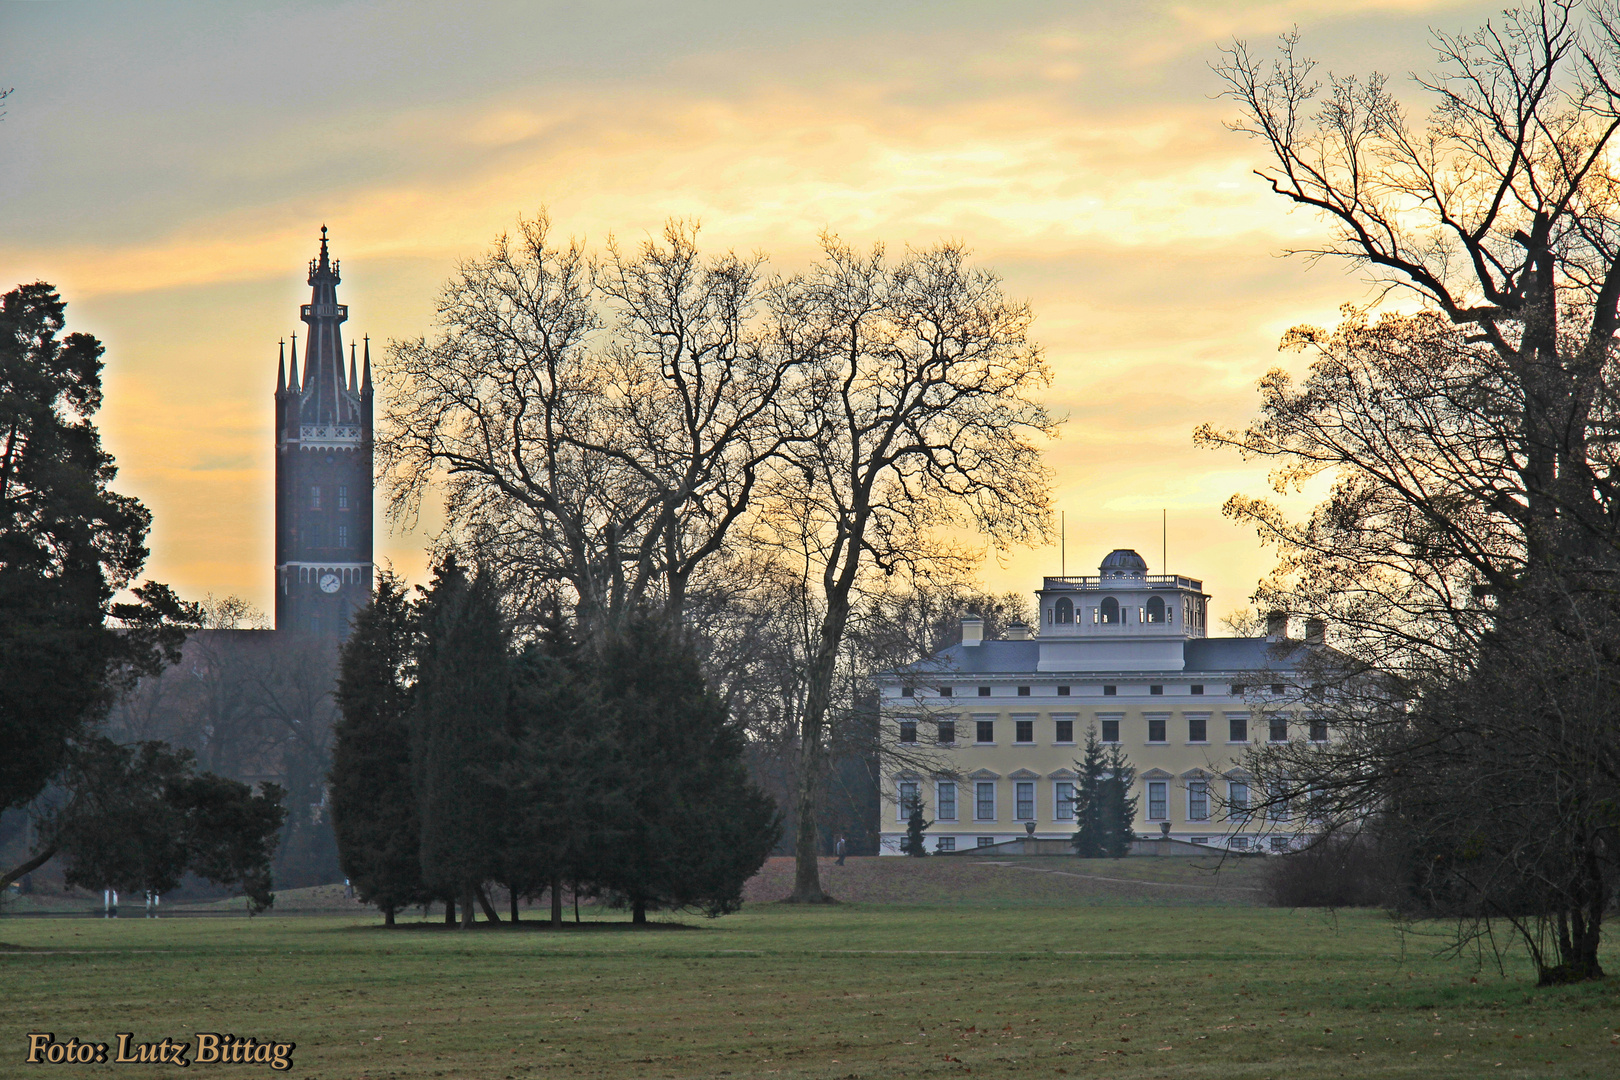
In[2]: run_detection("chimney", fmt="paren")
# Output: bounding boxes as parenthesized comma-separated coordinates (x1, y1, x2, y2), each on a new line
(1305, 618, 1325, 646)
(1004, 619, 1031, 641)
(961, 615, 984, 647)
(1265, 610, 1288, 641)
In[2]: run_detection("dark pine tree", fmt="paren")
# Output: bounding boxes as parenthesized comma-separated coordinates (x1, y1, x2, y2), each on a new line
(411, 558, 509, 929)
(586, 613, 780, 923)
(505, 619, 604, 927)
(332, 571, 427, 925)
(1070, 725, 1109, 858)
(899, 803, 931, 857)
(1100, 745, 1139, 858)
(0, 283, 194, 817)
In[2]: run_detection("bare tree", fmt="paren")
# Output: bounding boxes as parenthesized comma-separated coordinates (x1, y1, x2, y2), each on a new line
(380, 214, 798, 641)
(1205, 1, 1620, 982)
(770, 237, 1055, 902)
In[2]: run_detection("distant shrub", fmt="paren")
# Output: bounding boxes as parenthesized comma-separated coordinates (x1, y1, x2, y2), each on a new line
(1262, 832, 1396, 908)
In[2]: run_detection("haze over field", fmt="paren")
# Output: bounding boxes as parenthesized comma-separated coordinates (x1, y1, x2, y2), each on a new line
(0, 0, 1497, 617)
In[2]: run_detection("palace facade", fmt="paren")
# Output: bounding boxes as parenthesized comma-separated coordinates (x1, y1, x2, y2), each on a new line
(876, 549, 1323, 855)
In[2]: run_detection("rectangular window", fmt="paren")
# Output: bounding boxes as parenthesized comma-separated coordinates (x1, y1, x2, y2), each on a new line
(1148, 781, 1168, 821)
(1015, 719, 1033, 744)
(1268, 781, 1290, 821)
(1103, 685, 1117, 696)
(337, 485, 349, 510)
(1147, 717, 1167, 743)
(901, 686, 914, 698)
(899, 781, 920, 818)
(1100, 718, 1119, 744)
(1188, 715, 1207, 743)
(1017, 685, 1031, 697)
(975, 782, 996, 821)
(337, 524, 349, 548)
(936, 836, 956, 852)
(1271, 684, 1286, 696)
(1015, 782, 1035, 821)
(1230, 835, 1250, 851)
(1055, 782, 1075, 821)
(1191, 684, 1204, 695)
(1228, 781, 1250, 821)
(1057, 685, 1071, 696)
(306, 524, 322, 547)
(1150, 685, 1163, 696)
(937, 782, 957, 821)
(1230, 684, 1245, 696)
(1229, 714, 1248, 742)
(1188, 780, 1209, 821)
(309, 485, 321, 509)
(978, 686, 991, 697)
(898, 719, 917, 744)
(1270, 836, 1291, 852)
(937, 720, 955, 745)
(975, 719, 995, 744)
(977, 836, 995, 847)
(1054, 718, 1074, 743)
(1309, 718, 1328, 743)
(938, 686, 953, 697)
(1269, 716, 1288, 743)
(1191, 836, 1210, 845)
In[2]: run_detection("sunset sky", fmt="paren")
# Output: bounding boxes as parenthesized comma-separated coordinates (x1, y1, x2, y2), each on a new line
(0, 0, 1494, 625)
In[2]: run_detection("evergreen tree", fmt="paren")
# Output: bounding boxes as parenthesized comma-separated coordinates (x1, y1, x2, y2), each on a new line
(586, 613, 780, 922)
(503, 619, 603, 926)
(411, 558, 509, 928)
(899, 803, 931, 857)
(1099, 745, 1139, 858)
(331, 571, 426, 925)
(1070, 726, 1109, 858)
(0, 283, 195, 814)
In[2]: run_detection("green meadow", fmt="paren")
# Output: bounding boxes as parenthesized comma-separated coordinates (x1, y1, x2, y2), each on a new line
(3, 857, 1617, 1079)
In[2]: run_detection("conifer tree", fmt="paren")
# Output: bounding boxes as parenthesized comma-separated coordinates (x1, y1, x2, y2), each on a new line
(411, 558, 509, 928)
(1099, 745, 1139, 858)
(331, 571, 426, 925)
(1070, 725, 1109, 858)
(586, 613, 780, 922)
(899, 803, 931, 857)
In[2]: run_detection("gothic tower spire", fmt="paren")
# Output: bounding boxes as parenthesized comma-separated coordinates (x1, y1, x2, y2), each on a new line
(275, 226, 374, 638)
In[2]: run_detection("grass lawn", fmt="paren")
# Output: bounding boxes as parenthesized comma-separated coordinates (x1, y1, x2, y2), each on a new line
(2, 859, 1617, 1079)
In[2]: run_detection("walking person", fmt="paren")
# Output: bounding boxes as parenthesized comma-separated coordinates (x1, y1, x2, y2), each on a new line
(835, 835, 846, 866)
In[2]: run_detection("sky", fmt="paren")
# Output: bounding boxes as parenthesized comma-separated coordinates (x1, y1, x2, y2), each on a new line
(0, 0, 1497, 626)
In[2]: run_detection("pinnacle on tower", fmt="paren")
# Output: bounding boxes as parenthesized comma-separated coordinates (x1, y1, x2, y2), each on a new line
(348, 341, 357, 392)
(288, 331, 300, 391)
(361, 335, 372, 393)
(277, 339, 286, 392)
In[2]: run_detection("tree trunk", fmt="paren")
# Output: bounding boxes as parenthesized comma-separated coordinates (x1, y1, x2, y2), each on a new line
(632, 897, 647, 925)
(459, 883, 475, 929)
(443, 896, 456, 926)
(0, 842, 57, 892)
(476, 884, 500, 923)
(551, 876, 563, 928)
(510, 888, 519, 923)
(788, 599, 852, 903)
(384, 907, 395, 927)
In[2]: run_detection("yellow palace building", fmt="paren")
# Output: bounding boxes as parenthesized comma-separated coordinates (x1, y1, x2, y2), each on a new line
(875, 550, 1324, 855)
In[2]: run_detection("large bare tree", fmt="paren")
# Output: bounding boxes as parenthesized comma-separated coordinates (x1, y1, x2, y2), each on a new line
(380, 214, 797, 640)
(1205, 1, 1620, 982)
(771, 237, 1054, 902)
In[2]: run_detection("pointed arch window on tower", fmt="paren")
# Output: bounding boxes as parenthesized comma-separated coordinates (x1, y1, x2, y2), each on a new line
(1100, 597, 1120, 625)
(1054, 596, 1073, 624)
(1145, 596, 1166, 623)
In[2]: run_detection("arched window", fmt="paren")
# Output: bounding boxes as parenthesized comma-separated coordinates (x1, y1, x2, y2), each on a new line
(1145, 596, 1166, 623)
(1100, 597, 1120, 624)
(1055, 597, 1074, 624)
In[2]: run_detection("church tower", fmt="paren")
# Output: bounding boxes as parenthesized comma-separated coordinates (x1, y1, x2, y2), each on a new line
(274, 227, 374, 637)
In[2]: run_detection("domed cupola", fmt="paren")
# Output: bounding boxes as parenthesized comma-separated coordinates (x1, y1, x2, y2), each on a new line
(1099, 548, 1148, 581)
